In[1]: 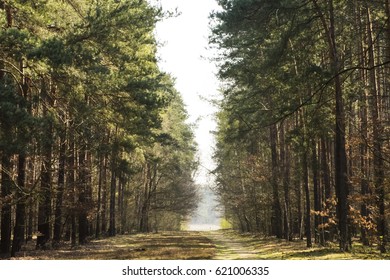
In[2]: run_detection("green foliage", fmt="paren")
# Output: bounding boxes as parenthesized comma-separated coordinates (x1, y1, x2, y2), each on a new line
(0, 76, 35, 154)
(220, 218, 233, 229)
(32, 37, 72, 66)
(0, 28, 36, 59)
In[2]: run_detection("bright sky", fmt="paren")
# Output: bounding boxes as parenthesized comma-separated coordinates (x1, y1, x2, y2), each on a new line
(154, 0, 221, 186)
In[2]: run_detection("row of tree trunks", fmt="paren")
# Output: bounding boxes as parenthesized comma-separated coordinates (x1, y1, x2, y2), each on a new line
(310, 0, 351, 252)
(365, 4, 387, 253)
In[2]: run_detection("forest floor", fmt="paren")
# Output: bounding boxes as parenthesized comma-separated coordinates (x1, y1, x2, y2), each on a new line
(10, 230, 390, 260)
(208, 230, 390, 260)
(12, 231, 216, 260)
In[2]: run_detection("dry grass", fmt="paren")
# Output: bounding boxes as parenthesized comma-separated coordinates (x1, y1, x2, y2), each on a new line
(12, 231, 216, 260)
(219, 230, 390, 260)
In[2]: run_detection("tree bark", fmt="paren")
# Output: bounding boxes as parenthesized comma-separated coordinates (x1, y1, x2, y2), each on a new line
(355, 2, 371, 246)
(312, 140, 321, 244)
(303, 148, 312, 248)
(0, 0, 13, 258)
(320, 137, 332, 243)
(10, 58, 29, 256)
(36, 78, 53, 249)
(67, 121, 77, 246)
(101, 151, 108, 234)
(78, 142, 88, 244)
(36, 136, 52, 248)
(95, 153, 104, 238)
(0, 152, 12, 258)
(269, 123, 283, 239)
(329, 0, 351, 252)
(109, 146, 117, 237)
(11, 152, 26, 257)
(139, 163, 150, 233)
(53, 125, 66, 246)
(280, 123, 292, 241)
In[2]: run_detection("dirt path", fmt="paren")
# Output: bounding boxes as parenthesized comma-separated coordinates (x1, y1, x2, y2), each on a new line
(205, 231, 259, 260)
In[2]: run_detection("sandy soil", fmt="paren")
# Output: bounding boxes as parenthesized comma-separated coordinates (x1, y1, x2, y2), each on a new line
(204, 231, 259, 260)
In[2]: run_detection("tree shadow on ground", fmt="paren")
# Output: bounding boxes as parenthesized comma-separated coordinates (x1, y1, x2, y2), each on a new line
(12, 231, 216, 260)
(215, 230, 390, 260)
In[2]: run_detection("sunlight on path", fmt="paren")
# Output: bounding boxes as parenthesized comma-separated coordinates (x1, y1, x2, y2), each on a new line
(188, 224, 221, 231)
(204, 231, 259, 260)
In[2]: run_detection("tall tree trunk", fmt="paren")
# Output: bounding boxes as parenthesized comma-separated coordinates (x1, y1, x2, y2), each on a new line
(329, 0, 350, 252)
(95, 153, 104, 238)
(295, 113, 304, 239)
(37, 151, 52, 248)
(78, 142, 88, 244)
(303, 148, 312, 248)
(312, 140, 321, 244)
(296, 180, 304, 239)
(0, 152, 12, 258)
(11, 154, 26, 257)
(0, 1, 13, 258)
(270, 123, 283, 238)
(117, 170, 122, 234)
(139, 163, 150, 233)
(300, 108, 311, 248)
(359, 93, 370, 246)
(101, 151, 108, 234)
(36, 79, 53, 249)
(26, 158, 35, 242)
(320, 137, 332, 243)
(280, 123, 292, 241)
(109, 144, 117, 237)
(67, 122, 77, 246)
(11, 59, 29, 256)
(118, 171, 126, 234)
(355, 2, 371, 246)
(53, 125, 66, 246)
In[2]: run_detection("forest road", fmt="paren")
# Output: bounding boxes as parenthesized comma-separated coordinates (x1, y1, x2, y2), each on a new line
(204, 231, 258, 260)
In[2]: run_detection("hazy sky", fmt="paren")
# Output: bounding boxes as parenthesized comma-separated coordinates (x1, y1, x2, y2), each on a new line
(154, 0, 221, 185)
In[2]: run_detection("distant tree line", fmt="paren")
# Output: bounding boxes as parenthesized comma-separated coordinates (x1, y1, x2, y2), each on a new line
(0, 0, 198, 258)
(211, 0, 389, 253)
